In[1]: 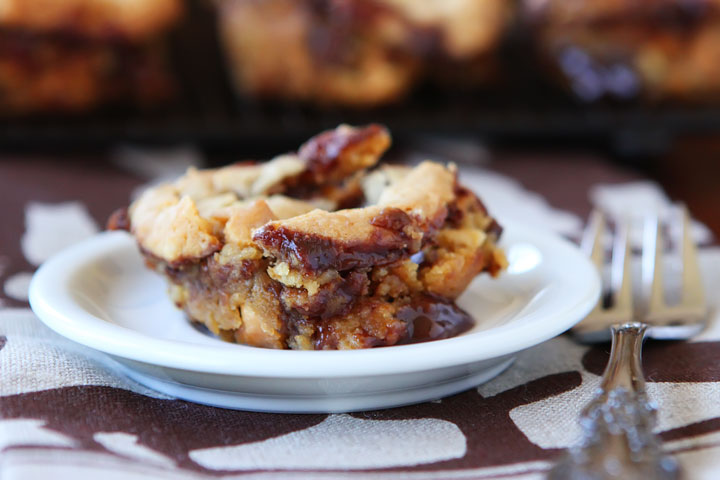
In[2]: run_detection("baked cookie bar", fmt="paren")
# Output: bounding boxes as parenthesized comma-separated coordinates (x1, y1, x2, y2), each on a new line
(111, 124, 507, 349)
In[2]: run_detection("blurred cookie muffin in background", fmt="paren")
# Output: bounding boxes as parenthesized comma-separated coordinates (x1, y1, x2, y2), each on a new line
(214, 0, 511, 107)
(525, 0, 720, 102)
(0, 0, 183, 113)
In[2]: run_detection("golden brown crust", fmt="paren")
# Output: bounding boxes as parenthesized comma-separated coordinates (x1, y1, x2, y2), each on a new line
(0, 0, 182, 41)
(297, 124, 391, 184)
(130, 186, 222, 263)
(224, 200, 277, 246)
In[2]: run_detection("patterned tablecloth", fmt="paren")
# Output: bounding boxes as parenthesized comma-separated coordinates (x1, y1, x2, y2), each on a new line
(1, 145, 719, 480)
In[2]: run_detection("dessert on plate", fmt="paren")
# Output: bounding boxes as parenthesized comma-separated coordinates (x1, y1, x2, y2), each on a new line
(0, 0, 182, 113)
(110, 124, 507, 350)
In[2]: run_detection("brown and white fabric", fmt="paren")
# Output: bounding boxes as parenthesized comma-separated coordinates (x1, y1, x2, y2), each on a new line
(1, 148, 719, 480)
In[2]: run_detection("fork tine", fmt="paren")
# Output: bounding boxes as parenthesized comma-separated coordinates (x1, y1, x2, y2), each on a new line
(611, 219, 633, 318)
(577, 208, 706, 341)
(642, 216, 665, 318)
(572, 211, 606, 339)
(582, 210, 606, 271)
(643, 208, 707, 328)
(584, 210, 606, 320)
(573, 210, 632, 341)
(679, 205, 706, 313)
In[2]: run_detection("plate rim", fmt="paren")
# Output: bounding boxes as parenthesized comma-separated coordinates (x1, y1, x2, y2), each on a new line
(29, 222, 600, 378)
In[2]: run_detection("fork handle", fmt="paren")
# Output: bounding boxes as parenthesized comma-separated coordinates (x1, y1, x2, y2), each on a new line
(549, 323, 679, 480)
(600, 322, 647, 393)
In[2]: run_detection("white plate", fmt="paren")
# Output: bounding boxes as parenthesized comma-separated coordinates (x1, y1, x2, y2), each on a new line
(29, 223, 600, 413)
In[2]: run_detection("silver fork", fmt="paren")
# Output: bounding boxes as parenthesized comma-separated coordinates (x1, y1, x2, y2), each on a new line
(549, 207, 708, 480)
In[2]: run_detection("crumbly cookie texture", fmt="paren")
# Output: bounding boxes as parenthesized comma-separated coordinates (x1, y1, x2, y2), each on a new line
(117, 124, 507, 350)
(130, 124, 390, 264)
